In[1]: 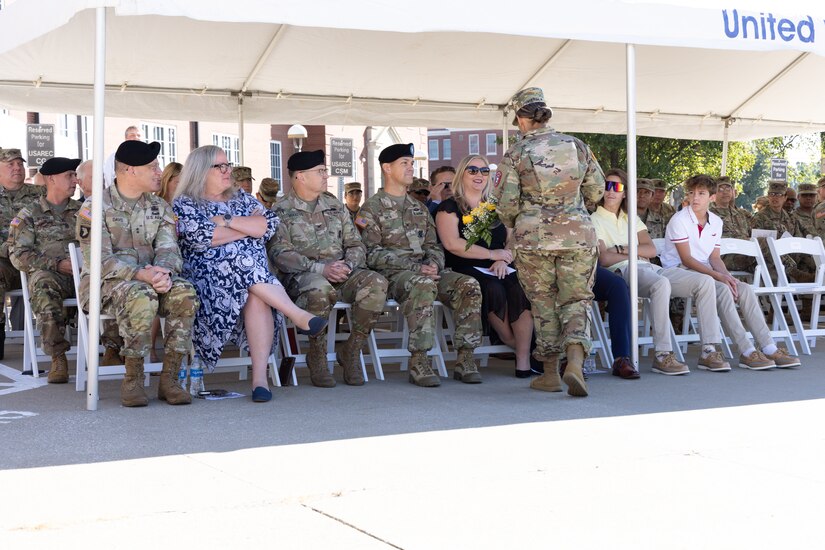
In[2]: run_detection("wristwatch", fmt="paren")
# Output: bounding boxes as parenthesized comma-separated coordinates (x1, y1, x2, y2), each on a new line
(222, 213, 233, 228)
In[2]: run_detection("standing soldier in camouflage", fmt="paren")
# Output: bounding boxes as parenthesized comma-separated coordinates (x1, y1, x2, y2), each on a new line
(751, 181, 814, 282)
(232, 166, 254, 194)
(494, 87, 604, 397)
(268, 150, 388, 387)
(8, 158, 81, 383)
(359, 143, 483, 387)
(638, 179, 669, 240)
(77, 141, 198, 407)
(0, 148, 45, 359)
(256, 177, 280, 210)
(343, 181, 363, 225)
(710, 176, 755, 274)
(651, 179, 676, 219)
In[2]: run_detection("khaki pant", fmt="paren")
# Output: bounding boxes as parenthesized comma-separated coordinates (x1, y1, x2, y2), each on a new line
(622, 266, 672, 352)
(662, 267, 772, 352)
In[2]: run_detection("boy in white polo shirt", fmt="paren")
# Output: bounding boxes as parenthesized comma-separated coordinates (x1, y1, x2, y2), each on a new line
(661, 174, 800, 371)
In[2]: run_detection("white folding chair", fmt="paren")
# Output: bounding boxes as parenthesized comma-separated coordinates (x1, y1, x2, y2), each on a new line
(767, 235, 825, 351)
(721, 238, 801, 355)
(19, 271, 80, 378)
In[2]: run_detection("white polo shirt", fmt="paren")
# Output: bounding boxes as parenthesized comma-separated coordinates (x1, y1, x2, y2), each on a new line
(661, 206, 722, 269)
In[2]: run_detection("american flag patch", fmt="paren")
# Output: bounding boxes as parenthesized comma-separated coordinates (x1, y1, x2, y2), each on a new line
(78, 208, 92, 221)
(10, 217, 20, 227)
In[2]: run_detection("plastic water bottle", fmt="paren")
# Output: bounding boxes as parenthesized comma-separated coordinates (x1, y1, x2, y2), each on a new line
(583, 353, 597, 374)
(177, 357, 188, 390)
(189, 355, 205, 396)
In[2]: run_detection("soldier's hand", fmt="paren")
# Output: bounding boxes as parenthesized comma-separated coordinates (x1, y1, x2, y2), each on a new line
(420, 263, 440, 280)
(151, 270, 173, 294)
(57, 258, 73, 276)
(323, 261, 350, 283)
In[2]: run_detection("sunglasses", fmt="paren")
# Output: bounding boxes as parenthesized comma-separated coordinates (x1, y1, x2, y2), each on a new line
(605, 181, 625, 193)
(412, 189, 430, 196)
(466, 166, 491, 176)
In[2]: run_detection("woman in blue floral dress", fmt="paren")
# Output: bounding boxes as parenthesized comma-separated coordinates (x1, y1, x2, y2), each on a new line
(173, 145, 326, 402)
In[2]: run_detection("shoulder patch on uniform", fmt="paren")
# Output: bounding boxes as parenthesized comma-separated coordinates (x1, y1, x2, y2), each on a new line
(79, 225, 90, 239)
(355, 216, 367, 230)
(10, 217, 21, 227)
(494, 171, 502, 188)
(79, 207, 92, 221)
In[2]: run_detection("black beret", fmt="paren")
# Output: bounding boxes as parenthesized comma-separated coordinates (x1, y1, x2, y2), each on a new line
(115, 140, 161, 166)
(40, 157, 81, 176)
(378, 143, 415, 164)
(287, 150, 325, 172)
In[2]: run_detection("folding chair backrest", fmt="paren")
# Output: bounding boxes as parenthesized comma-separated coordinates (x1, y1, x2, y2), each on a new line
(719, 237, 773, 289)
(767, 236, 825, 286)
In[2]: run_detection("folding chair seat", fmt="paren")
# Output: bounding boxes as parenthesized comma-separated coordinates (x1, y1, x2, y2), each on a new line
(767, 235, 825, 352)
(721, 238, 801, 355)
(19, 270, 80, 379)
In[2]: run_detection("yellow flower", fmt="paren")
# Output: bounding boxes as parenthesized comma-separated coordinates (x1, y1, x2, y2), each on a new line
(463, 214, 474, 224)
(485, 203, 496, 211)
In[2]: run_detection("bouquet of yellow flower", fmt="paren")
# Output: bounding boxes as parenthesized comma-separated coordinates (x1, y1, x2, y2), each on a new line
(463, 199, 499, 251)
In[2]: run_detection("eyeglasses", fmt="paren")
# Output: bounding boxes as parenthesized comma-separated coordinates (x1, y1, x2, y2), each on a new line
(212, 163, 233, 174)
(605, 180, 625, 193)
(465, 166, 491, 176)
(768, 192, 785, 197)
(412, 190, 430, 196)
(300, 168, 328, 176)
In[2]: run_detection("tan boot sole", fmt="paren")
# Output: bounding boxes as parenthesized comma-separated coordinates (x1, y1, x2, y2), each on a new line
(563, 372, 588, 397)
(530, 375, 562, 392)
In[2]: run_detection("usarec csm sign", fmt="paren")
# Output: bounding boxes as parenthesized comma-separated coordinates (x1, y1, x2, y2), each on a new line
(26, 124, 55, 167)
(330, 137, 353, 177)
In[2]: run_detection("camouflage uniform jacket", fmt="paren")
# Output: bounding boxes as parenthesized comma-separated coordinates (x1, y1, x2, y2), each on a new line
(359, 188, 444, 275)
(710, 203, 751, 240)
(0, 183, 45, 258)
(8, 195, 81, 273)
(639, 207, 670, 240)
(750, 207, 801, 238)
(268, 190, 366, 278)
(76, 184, 183, 301)
(658, 202, 676, 219)
(493, 127, 604, 250)
(814, 202, 825, 239)
(792, 209, 816, 238)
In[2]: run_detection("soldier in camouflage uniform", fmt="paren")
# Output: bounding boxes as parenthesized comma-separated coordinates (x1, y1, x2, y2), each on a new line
(343, 181, 362, 226)
(0, 148, 45, 359)
(651, 179, 676, 220)
(494, 87, 604, 397)
(255, 177, 280, 210)
(232, 166, 254, 195)
(794, 183, 817, 237)
(360, 143, 483, 387)
(710, 176, 755, 274)
(638, 179, 670, 240)
(77, 141, 197, 407)
(8, 158, 82, 383)
(751, 181, 814, 283)
(268, 150, 388, 388)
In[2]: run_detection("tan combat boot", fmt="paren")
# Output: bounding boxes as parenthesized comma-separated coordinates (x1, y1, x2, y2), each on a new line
(307, 335, 335, 388)
(101, 347, 123, 366)
(158, 350, 192, 405)
(337, 332, 365, 386)
(408, 351, 440, 387)
(47, 353, 69, 384)
(530, 354, 562, 392)
(121, 356, 149, 407)
(563, 344, 589, 397)
(453, 347, 482, 384)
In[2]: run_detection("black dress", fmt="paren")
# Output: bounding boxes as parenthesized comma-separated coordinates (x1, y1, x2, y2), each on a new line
(436, 198, 531, 337)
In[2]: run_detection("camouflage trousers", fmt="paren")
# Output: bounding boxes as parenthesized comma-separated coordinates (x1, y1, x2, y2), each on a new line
(386, 269, 482, 352)
(102, 277, 198, 358)
(515, 247, 597, 359)
(284, 269, 389, 336)
(0, 256, 21, 328)
(27, 270, 74, 355)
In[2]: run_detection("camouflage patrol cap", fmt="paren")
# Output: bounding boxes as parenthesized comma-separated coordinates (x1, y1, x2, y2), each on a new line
(409, 178, 430, 193)
(767, 181, 788, 194)
(344, 181, 362, 194)
(257, 177, 279, 203)
(0, 148, 24, 162)
(509, 87, 553, 126)
(232, 166, 254, 181)
(651, 179, 666, 190)
(798, 183, 817, 195)
(636, 178, 654, 192)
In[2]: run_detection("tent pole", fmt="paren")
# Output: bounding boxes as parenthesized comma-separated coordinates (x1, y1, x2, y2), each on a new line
(87, 7, 106, 411)
(238, 95, 245, 165)
(625, 43, 639, 369)
(502, 110, 508, 162)
(721, 118, 731, 176)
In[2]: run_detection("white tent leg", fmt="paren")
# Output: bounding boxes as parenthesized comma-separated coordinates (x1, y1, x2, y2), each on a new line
(626, 43, 639, 368)
(87, 7, 107, 411)
(238, 95, 245, 165)
(721, 118, 731, 176)
(502, 111, 508, 159)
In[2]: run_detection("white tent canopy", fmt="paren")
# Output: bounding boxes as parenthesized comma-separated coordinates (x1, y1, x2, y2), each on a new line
(1, 0, 824, 140)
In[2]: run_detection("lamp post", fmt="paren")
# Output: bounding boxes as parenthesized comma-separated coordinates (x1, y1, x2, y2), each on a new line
(287, 124, 308, 152)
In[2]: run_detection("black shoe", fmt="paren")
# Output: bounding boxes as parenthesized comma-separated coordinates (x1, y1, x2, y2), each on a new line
(297, 316, 328, 336)
(529, 355, 544, 375)
(515, 369, 533, 378)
